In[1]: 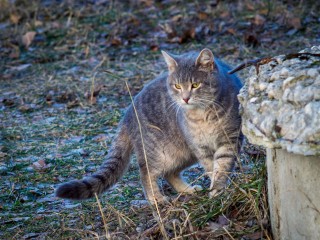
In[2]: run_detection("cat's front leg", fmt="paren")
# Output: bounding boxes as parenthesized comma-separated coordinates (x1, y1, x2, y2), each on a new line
(209, 145, 236, 197)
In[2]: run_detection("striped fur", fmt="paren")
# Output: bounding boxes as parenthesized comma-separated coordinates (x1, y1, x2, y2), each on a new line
(55, 48, 243, 203)
(55, 125, 132, 200)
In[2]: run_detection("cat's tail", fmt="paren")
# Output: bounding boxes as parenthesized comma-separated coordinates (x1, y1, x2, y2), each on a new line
(55, 124, 132, 200)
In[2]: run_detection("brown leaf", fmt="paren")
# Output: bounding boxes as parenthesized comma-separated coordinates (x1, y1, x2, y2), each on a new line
(19, 104, 37, 112)
(85, 85, 106, 104)
(226, 28, 236, 35)
(244, 33, 259, 47)
(198, 12, 209, 20)
(9, 49, 20, 59)
(245, 2, 255, 11)
(220, 11, 230, 19)
(217, 215, 230, 226)
(34, 20, 43, 27)
(254, 14, 266, 26)
(171, 14, 183, 22)
(32, 159, 51, 172)
(244, 231, 263, 240)
(93, 134, 108, 142)
(111, 37, 122, 46)
(22, 31, 36, 48)
(161, 23, 176, 39)
(150, 44, 159, 51)
(10, 13, 21, 24)
(288, 17, 302, 29)
(2, 98, 15, 107)
(137, 0, 154, 7)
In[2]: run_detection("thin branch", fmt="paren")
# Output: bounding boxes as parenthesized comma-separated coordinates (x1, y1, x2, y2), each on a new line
(228, 52, 320, 75)
(228, 57, 275, 75)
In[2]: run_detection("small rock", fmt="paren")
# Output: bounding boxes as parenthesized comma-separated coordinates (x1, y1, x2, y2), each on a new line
(130, 199, 149, 208)
(64, 202, 81, 209)
(282, 76, 295, 89)
(249, 97, 258, 103)
(259, 82, 268, 91)
(270, 71, 280, 82)
(280, 68, 289, 78)
(307, 68, 319, 78)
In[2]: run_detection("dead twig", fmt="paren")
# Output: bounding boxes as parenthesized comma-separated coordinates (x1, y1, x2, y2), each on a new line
(228, 52, 320, 75)
(228, 57, 275, 75)
(283, 52, 320, 61)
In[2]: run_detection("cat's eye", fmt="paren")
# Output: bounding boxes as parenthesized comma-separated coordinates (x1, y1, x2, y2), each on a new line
(192, 83, 200, 88)
(174, 84, 182, 89)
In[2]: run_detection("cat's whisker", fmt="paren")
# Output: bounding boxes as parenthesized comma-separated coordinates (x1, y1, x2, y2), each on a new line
(175, 104, 181, 123)
(196, 97, 226, 111)
(166, 100, 179, 114)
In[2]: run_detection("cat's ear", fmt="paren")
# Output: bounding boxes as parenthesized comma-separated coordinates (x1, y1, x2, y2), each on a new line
(161, 50, 178, 73)
(195, 48, 214, 71)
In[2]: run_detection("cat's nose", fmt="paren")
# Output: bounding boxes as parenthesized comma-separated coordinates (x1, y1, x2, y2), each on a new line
(183, 98, 190, 104)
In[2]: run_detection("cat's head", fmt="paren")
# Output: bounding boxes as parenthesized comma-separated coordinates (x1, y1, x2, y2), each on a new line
(162, 48, 220, 110)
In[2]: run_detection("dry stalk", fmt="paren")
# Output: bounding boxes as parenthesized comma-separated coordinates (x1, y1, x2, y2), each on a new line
(64, 227, 100, 239)
(124, 79, 169, 239)
(95, 193, 111, 240)
(90, 72, 97, 104)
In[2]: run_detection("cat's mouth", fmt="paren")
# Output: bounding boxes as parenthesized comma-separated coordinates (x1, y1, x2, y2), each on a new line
(181, 100, 198, 109)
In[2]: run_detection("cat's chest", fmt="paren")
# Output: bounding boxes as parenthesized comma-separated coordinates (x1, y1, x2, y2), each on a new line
(180, 110, 222, 148)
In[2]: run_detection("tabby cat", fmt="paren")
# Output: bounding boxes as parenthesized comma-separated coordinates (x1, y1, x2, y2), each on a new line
(56, 48, 243, 203)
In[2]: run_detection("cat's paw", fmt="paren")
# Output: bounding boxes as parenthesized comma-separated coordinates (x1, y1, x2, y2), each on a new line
(191, 185, 203, 192)
(182, 184, 203, 194)
(148, 195, 170, 205)
(208, 188, 223, 198)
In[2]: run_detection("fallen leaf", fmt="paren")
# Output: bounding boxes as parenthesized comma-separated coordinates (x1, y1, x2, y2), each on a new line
(208, 221, 223, 232)
(32, 159, 51, 172)
(130, 199, 149, 209)
(198, 12, 208, 20)
(10, 64, 31, 71)
(19, 104, 37, 112)
(161, 23, 176, 39)
(226, 28, 236, 35)
(217, 215, 230, 226)
(244, 231, 263, 240)
(85, 85, 106, 104)
(244, 33, 259, 47)
(23, 233, 41, 239)
(150, 44, 159, 51)
(288, 17, 302, 29)
(2, 98, 15, 107)
(171, 14, 183, 22)
(22, 31, 36, 48)
(34, 20, 43, 27)
(111, 37, 122, 46)
(254, 14, 266, 26)
(9, 49, 20, 59)
(64, 202, 81, 209)
(10, 13, 21, 24)
(93, 134, 108, 142)
(56, 90, 77, 103)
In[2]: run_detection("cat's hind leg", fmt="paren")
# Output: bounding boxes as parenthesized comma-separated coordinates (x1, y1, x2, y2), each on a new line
(139, 166, 169, 204)
(165, 169, 202, 194)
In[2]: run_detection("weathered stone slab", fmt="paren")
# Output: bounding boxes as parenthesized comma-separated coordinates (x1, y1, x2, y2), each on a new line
(238, 46, 320, 240)
(238, 46, 320, 156)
